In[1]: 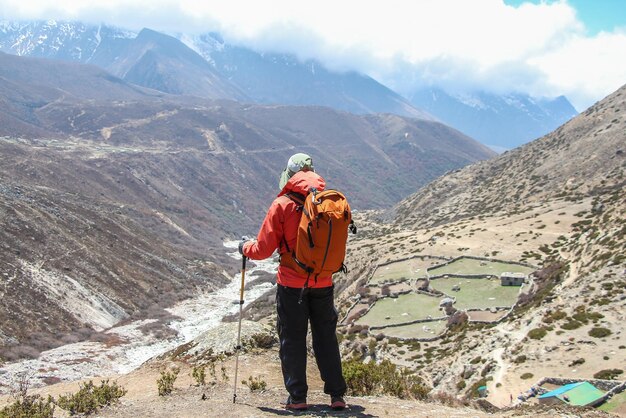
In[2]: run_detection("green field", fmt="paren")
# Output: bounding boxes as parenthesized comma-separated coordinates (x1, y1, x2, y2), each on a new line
(382, 320, 447, 339)
(369, 257, 444, 284)
(430, 277, 520, 310)
(355, 293, 443, 327)
(599, 390, 626, 414)
(427, 257, 535, 277)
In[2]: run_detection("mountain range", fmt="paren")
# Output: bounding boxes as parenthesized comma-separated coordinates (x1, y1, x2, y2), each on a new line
(409, 88, 578, 151)
(0, 20, 578, 149)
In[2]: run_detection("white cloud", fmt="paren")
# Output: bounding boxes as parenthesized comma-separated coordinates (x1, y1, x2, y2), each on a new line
(1, 0, 625, 109)
(528, 29, 626, 108)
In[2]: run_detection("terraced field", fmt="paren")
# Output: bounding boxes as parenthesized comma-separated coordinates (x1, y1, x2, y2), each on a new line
(427, 257, 535, 276)
(351, 256, 534, 340)
(368, 256, 445, 284)
(429, 277, 521, 310)
(355, 293, 443, 327)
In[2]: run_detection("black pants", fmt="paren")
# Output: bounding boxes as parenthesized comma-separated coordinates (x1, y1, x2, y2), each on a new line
(276, 284, 347, 400)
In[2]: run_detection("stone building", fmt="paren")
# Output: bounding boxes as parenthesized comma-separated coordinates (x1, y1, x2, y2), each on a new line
(500, 272, 526, 286)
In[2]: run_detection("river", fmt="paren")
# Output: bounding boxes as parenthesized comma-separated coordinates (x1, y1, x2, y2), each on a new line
(0, 241, 276, 393)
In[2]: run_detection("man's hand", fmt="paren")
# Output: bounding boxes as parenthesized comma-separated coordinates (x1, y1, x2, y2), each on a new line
(238, 236, 252, 255)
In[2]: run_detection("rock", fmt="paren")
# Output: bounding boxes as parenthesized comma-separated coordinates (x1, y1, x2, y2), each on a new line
(475, 399, 500, 413)
(173, 320, 271, 359)
(432, 372, 444, 386)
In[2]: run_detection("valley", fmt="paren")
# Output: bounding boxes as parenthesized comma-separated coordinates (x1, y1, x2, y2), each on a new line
(0, 17, 623, 418)
(0, 241, 276, 392)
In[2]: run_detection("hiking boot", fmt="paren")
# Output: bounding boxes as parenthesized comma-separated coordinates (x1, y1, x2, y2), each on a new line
(330, 396, 346, 410)
(284, 396, 308, 410)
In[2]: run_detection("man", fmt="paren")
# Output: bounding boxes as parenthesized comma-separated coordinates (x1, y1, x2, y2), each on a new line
(239, 153, 347, 411)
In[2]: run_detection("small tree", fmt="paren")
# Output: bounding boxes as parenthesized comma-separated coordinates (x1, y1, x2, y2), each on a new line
(242, 375, 267, 392)
(57, 380, 126, 415)
(157, 368, 179, 396)
(192, 365, 206, 386)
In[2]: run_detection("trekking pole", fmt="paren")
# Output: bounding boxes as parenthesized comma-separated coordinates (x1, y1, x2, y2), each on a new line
(233, 254, 247, 404)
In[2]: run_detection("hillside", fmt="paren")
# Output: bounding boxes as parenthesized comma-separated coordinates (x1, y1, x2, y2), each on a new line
(391, 83, 625, 229)
(329, 84, 625, 414)
(0, 51, 165, 137)
(104, 29, 249, 100)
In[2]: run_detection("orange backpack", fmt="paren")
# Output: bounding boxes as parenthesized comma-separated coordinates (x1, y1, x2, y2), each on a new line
(283, 188, 356, 282)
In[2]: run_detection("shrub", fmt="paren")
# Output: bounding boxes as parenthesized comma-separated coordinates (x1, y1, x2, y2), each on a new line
(343, 358, 429, 399)
(456, 380, 466, 390)
(588, 327, 611, 338)
(249, 333, 277, 349)
(192, 365, 206, 386)
(572, 307, 604, 323)
(56, 380, 126, 415)
(0, 395, 55, 418)
(513, 355, 527, 364)
(242, 375, 267, 392)
(543, 310, 567, 323)
(527, 327, 548, 340)
(157, 368, 179, 396)
(520, 373, 534, 380)
(561, 320, 582, 330)
(568, 358, 585, 367)
(593, 369, 623, 380)
(220, 364, 229, 382)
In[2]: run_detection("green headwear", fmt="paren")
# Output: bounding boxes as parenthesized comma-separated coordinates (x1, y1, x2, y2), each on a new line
(279, 153, 315, 190)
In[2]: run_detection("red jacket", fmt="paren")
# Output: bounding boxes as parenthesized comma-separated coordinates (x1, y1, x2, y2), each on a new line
(242, 170, 333, 288)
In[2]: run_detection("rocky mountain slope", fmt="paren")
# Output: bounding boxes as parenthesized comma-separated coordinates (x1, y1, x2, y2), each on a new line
(332, 84, 625, 411)
(391, 83, 625, 229)
(103, 29, 249, 100)
(0, 51, 494, 208)
(410, 88, 578, 150)
(184, 33, 432, 119)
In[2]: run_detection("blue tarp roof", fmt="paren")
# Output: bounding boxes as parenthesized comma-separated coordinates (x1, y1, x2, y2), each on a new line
(538, 382, 584, 398)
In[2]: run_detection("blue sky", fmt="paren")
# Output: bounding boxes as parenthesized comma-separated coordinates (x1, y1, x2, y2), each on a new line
(1, 0, 625, 110)
(505, 0, 626, 34)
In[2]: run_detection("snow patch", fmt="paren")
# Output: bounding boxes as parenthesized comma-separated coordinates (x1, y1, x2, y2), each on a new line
(452, 92, 488, 110)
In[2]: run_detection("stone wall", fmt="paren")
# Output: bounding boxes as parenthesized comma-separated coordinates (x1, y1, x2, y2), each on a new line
(367, 254, 450, 286)
(425, 255, 537, 276)
(537, 377, 624, 392)
(535, 377, 626, 407)
(368, 316, 448, 331)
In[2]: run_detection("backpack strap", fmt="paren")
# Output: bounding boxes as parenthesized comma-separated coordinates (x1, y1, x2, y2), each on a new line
(280, 192, 306, 254)
(286, 192, 306, 206)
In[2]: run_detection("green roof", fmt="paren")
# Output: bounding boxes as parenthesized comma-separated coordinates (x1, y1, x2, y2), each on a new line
(539, 382, 605, 406)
